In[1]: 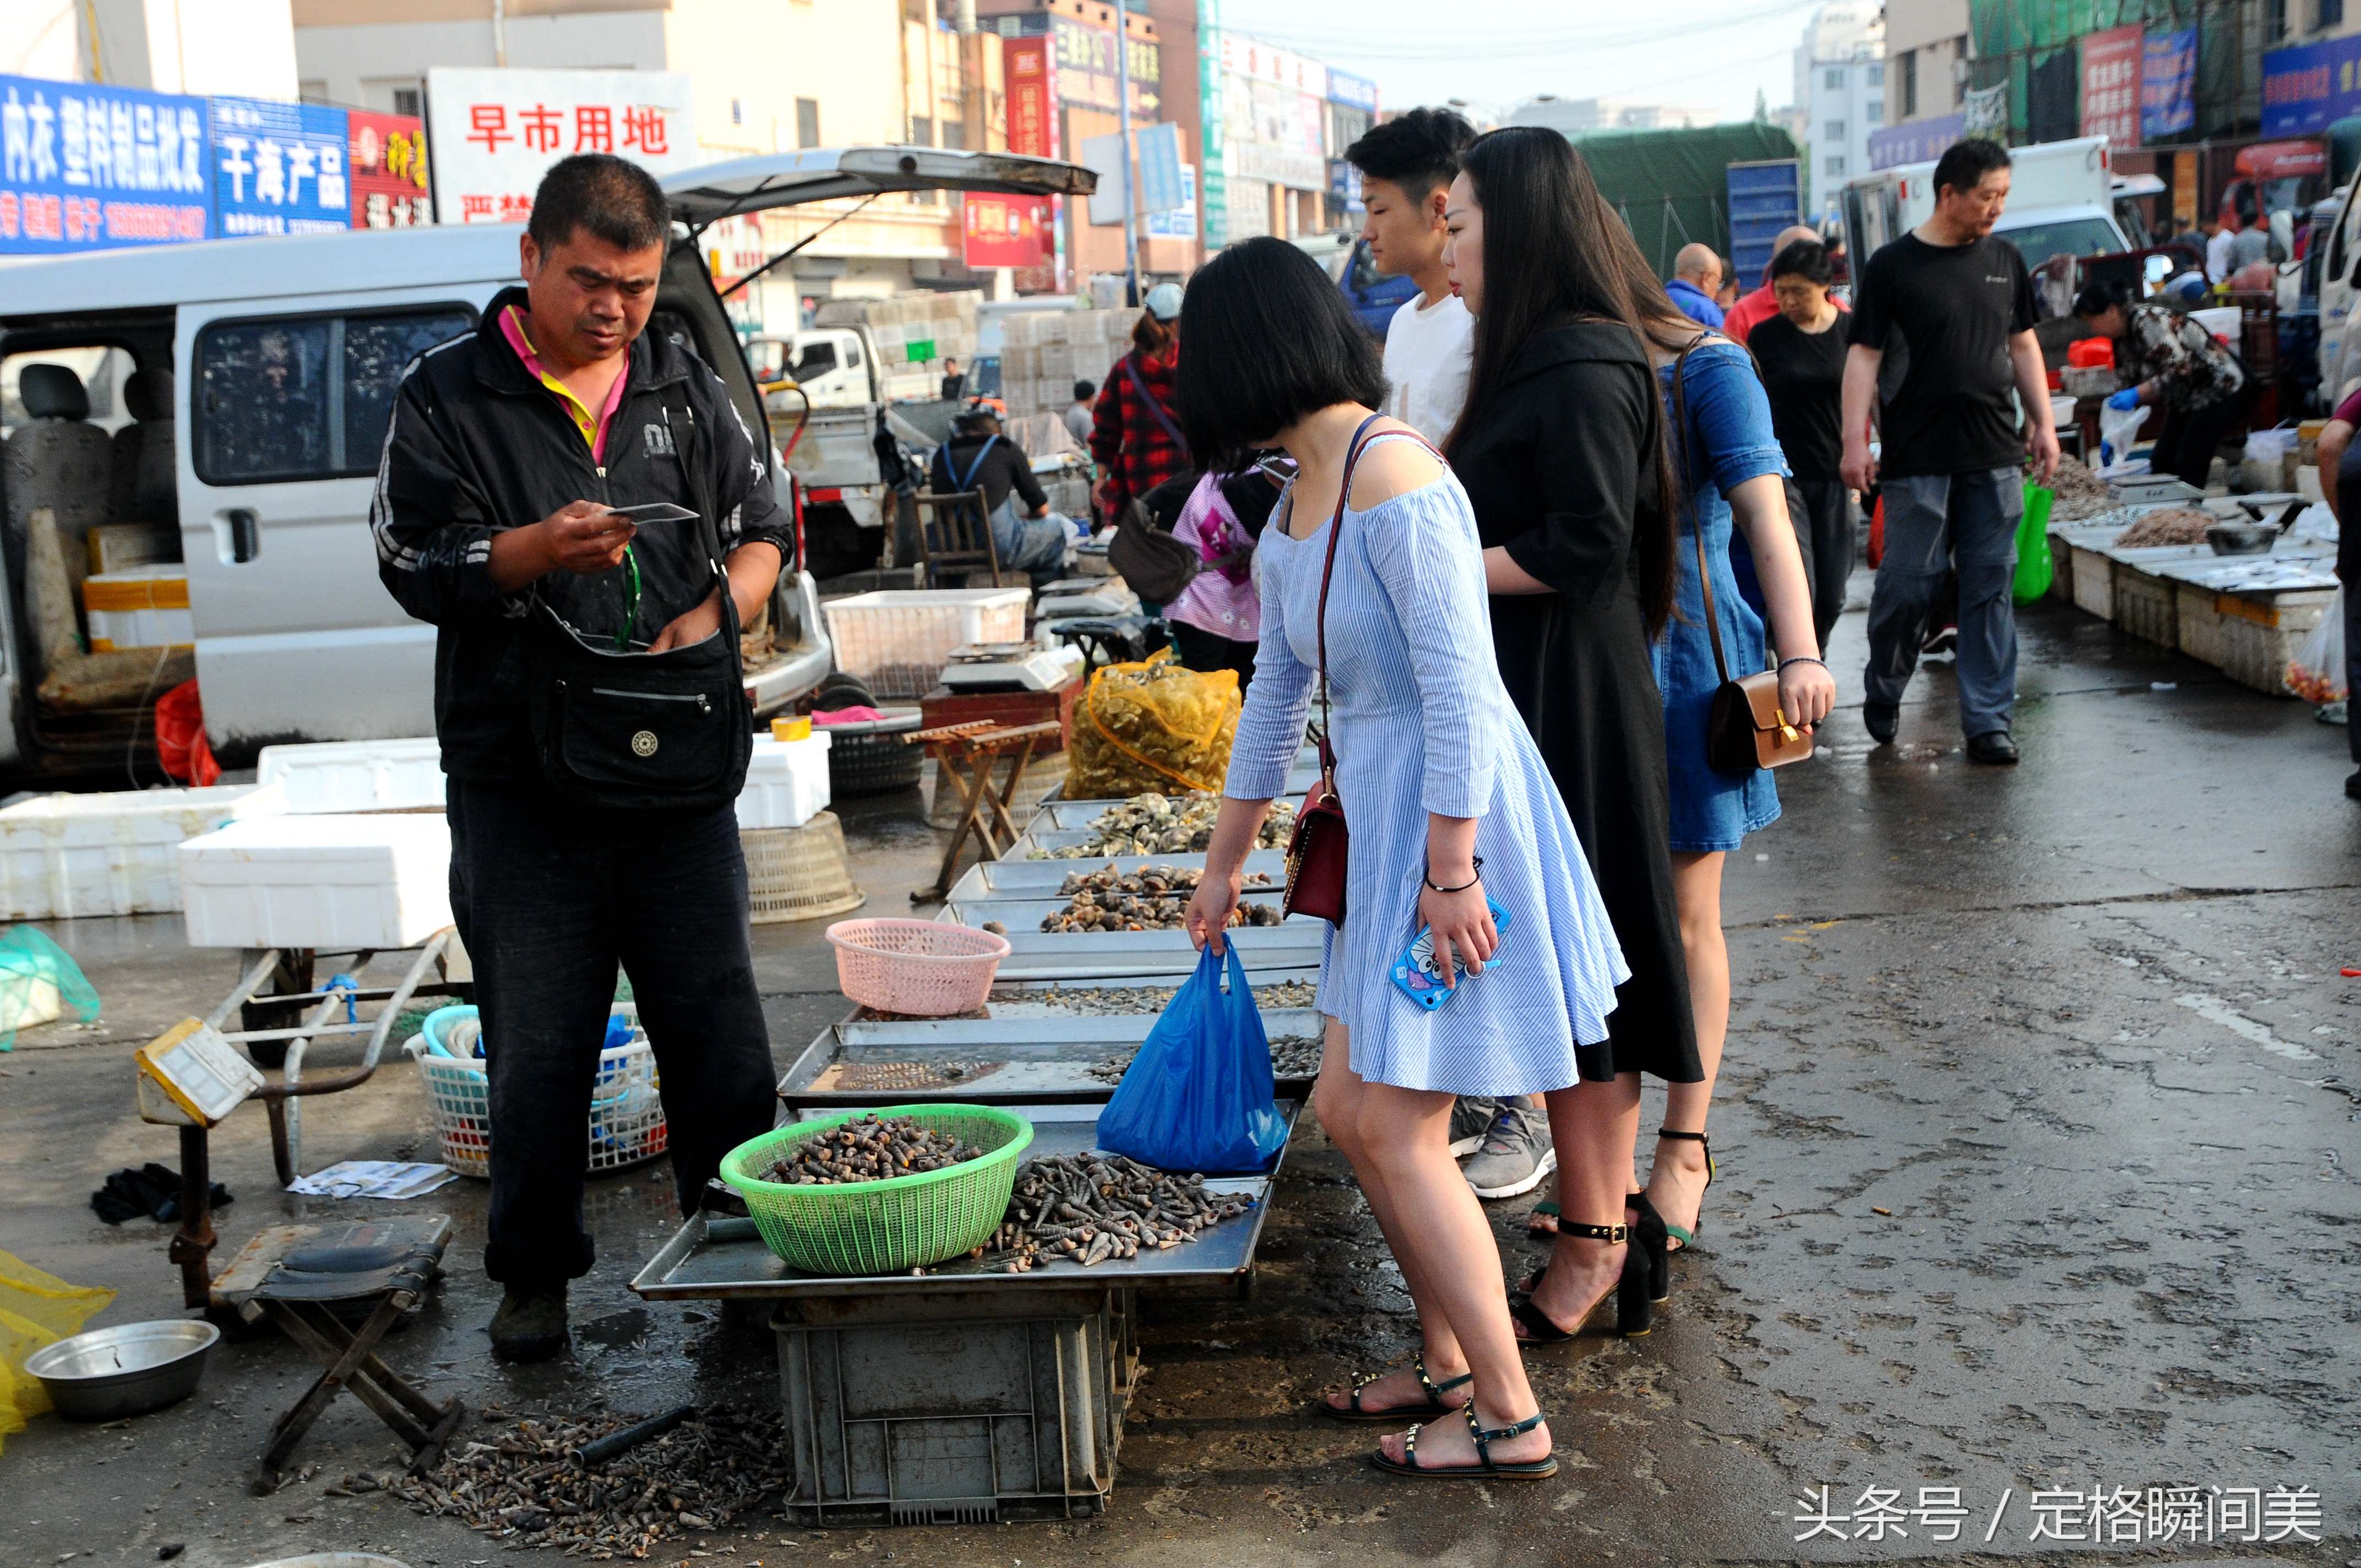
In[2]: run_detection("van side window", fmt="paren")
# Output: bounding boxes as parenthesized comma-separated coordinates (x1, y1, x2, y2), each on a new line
(196, 306, 472, 484)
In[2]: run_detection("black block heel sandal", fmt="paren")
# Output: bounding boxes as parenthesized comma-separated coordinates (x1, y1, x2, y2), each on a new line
(1319, 1355, 1475, 1424)
(1370, 1404, 1558, 1480)
(1628, 1190, 1672, 1305)
(1509, 1222, 1652, 1342)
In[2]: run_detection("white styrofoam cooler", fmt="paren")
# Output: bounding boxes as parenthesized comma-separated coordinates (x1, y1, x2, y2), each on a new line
(257, 737, 445, 814)
(737, 731, 832, 830)
(0, 783, 286, 921)
(179, 814, 454, 949)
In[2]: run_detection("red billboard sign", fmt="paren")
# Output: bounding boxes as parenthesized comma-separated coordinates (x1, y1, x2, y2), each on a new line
(348, 110, 431, 228)
(1004, 36, 1057, 159)
(2081, 25, 2144, 149)
(962, 193, 1052, 269)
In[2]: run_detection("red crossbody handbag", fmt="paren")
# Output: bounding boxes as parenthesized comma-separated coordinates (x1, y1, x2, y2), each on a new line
(1281, 417, 1444, 925)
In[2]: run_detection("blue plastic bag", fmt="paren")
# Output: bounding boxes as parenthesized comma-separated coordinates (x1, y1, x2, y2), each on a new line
(1096, 944, 1286, 1174)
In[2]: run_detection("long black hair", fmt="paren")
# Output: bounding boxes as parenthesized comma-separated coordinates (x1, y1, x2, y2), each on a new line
(1446, 126, 1689, 636)
(1173, 236, 1388, 474)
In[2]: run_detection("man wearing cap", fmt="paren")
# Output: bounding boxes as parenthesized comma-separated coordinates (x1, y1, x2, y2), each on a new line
(928, 406, 1073, 586)
(1089, 283, 1188, 528)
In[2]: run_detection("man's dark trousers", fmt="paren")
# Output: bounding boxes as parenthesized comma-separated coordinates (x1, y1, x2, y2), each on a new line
(448, 777, 775, 1287)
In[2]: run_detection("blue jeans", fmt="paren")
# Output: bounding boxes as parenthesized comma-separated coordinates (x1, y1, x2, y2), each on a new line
(1865, 468, 2022, 738)
(448, 777, 775, 1288)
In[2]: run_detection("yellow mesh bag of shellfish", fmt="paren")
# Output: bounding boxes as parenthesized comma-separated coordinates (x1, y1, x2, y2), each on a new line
(1068, 651, 1242, 800)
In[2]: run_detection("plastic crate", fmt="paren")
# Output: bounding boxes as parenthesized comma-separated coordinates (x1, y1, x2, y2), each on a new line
(745, 812, 865, 925)
(256, 737, 445, 814)
(0, 782, 285, 921)
(824, 711, 927, 797)
(773, 1290, 1131, 1526)
(822, 590, 1029, 699)
(402, 1006, 665, 1179)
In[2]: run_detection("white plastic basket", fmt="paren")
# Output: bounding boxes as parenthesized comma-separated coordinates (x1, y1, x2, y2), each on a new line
(402, 1006, 667, 1179)
(821, 589, 1028, 698)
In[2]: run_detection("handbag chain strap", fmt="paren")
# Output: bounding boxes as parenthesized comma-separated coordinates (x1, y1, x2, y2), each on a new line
(1309, 415, 1444, 786)
(1667, 335, 1734, 690)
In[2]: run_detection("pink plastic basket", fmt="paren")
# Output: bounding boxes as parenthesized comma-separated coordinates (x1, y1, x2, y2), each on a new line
(825, 918, 1011, 1016)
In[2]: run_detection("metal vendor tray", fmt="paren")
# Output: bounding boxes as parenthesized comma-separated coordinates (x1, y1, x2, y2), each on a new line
(942, 913, 1323, 981)
(943, 847, 1286, 905)
(776, 1008, 1328, 1106)
(630, 1098, 1299, 1303)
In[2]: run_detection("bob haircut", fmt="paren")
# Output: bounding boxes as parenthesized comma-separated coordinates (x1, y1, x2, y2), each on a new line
(1174, 236, 1388, 473)
(1769, 239, 1834, 286)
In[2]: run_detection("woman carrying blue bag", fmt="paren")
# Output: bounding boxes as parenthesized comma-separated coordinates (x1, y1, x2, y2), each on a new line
(1178, 237, 1628, 1483)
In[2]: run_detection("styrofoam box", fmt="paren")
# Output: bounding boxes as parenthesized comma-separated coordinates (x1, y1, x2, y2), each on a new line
(179, 814, 454, 949)
(0, 782, 286, 921)
(737, 731, 832, 830)
(87, 602, 194, 652)
(257, 736, 445, 814)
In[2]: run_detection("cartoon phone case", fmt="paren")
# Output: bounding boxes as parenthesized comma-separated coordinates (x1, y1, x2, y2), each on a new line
(1390, 898, 1511, 1012)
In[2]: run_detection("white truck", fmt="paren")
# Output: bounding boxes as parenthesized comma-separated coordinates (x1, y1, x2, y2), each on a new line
(0, 146, 1094, 775)
(1842, 135, 2139, 275)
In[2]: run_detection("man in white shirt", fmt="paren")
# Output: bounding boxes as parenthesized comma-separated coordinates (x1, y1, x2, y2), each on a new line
(1346, 107, 1478, 446)
(2204, 214, 2235, 284)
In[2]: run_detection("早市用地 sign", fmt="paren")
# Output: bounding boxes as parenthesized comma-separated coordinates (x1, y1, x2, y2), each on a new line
(0, 73, 211, 254)
(425, 68, 697, 226)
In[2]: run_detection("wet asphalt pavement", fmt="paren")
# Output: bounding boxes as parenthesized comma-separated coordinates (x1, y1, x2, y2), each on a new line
(1, 596, 2356, 1568)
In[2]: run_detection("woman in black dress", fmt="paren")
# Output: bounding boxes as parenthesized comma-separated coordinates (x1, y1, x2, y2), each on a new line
(1441, 126, 1701, 1339)
(1747, 238, 1853, 651)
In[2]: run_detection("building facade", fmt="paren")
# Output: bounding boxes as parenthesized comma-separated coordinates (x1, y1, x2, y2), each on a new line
(293, 0, 1001, 332)
(1796, 1, 1884, 214)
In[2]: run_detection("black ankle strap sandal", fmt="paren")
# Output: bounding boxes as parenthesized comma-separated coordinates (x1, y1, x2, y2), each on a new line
(1320, 1353, 1475, 1424)
(1510, 1222, 1652, 1343)
(1654, 1129, 1716, 1251)
(1370, 1404, 1559, 1480)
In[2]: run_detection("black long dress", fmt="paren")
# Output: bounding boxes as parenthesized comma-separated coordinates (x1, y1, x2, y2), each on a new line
(1449, 320, 1701, 1084)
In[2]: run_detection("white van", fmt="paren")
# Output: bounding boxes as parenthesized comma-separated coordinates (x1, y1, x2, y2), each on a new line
(1843, 135, 2133, 276)
(0, 146, 1090, 774)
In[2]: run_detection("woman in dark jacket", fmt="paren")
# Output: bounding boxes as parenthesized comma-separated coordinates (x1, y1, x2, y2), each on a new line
(1442, 126, 1700, 1340)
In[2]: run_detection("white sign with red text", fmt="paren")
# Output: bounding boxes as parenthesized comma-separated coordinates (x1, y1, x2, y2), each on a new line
(424, 68, 697, 226)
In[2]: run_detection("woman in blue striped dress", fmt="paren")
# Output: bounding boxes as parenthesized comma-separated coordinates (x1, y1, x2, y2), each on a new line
(1179, 238, 1629, 1482)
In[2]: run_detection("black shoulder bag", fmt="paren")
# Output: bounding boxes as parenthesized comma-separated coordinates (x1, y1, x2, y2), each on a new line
(524, 381, 754, 812)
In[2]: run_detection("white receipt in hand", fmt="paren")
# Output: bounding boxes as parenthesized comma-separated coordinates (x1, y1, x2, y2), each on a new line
(603, 502, 698, 524)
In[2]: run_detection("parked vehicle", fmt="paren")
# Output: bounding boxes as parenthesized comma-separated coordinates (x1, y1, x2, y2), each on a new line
(1843, 135, 2134, 276)
(1334, 239, 1420, 337)
(0, 146, 1092, 774)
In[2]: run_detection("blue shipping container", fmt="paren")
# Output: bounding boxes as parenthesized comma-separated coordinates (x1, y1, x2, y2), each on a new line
(1726, 159, 1802, 287)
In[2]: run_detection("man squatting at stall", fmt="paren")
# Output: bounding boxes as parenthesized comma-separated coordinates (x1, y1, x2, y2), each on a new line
(372, 154, 786, 1361)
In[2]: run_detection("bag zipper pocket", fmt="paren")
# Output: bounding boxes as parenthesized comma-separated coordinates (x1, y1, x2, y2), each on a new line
(589, 687, 712, 714)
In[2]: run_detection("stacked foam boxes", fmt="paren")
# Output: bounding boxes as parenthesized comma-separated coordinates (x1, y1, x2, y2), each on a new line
(1000, 311, 1131, 422)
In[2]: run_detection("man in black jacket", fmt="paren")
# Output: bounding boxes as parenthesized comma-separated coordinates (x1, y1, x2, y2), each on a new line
(373, 154, 788, 1362)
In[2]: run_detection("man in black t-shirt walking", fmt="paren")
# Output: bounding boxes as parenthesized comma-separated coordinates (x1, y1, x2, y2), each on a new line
(1840, 138, 2059, 766)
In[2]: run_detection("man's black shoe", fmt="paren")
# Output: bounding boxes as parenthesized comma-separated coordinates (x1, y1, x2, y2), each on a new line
(489, 1284, 569, 1362)
(1922, 623, 1959, 655)
(2346, 769, 2361, 801)
(1966, 731, 2020, 766)
(1864, 704, 1898, 744)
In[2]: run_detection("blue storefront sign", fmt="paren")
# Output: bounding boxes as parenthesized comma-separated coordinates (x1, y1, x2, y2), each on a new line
(2141, 28, 2197, 139)
(2262, 35, 2361, 135)
(213, 96, 350, 237)
(1868, 115, 1965, 171)
(1326, 69, 1379, 113)
(0, 73, 211, 254)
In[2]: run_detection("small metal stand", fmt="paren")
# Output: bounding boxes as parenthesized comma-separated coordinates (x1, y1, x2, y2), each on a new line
(907, 719, 1064, 901)
(149, 931, 467, 1313)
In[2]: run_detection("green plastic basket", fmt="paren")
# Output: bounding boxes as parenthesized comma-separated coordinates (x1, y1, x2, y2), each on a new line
(719, 1104, 1034, 1275)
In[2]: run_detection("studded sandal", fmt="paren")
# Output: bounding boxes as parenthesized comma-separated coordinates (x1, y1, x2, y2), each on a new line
(1370, 1404, 1558, 1480)
(1318, 1355, 1475, 1424)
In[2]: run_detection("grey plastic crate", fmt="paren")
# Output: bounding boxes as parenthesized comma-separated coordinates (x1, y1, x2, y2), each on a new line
(775, 1289, 1133, 1526)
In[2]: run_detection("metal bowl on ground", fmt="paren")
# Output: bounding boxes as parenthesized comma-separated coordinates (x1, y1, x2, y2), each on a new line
(24, 1319, 220, 1420)
(2205, 523, 2276, 555)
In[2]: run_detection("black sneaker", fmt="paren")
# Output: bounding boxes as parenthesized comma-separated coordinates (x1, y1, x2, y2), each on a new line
(1864, 704, 1898, 744)
(1448, 1097, 1498, 1159)
(1966, 731, 2020, 766)
(489, 1284, 570, 1363)
(2346, 769, 2361, 801)
(1922, 623, 1959, 655)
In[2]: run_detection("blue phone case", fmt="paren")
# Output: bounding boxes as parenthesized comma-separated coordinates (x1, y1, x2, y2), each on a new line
(1390, 898, 1511, 1012)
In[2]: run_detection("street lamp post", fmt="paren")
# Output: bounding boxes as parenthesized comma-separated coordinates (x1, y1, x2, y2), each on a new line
(1113, 0, 1141, 306)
